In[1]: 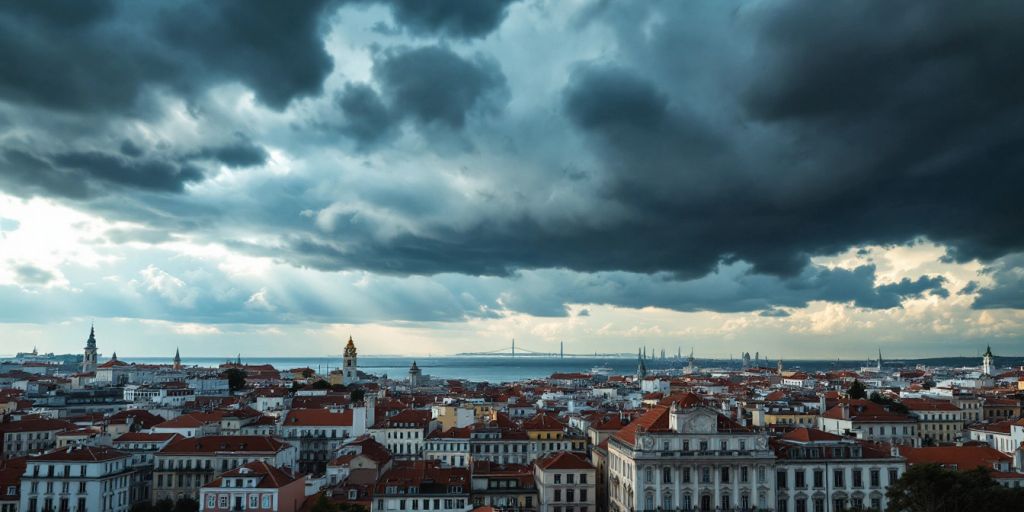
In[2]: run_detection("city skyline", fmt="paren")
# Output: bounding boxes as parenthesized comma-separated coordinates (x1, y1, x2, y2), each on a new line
(2, 1, 1023, 358)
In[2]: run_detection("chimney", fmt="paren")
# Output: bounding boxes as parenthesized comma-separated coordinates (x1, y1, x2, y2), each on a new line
(840, 402, 850, 420)
(819, 394, 827, 413)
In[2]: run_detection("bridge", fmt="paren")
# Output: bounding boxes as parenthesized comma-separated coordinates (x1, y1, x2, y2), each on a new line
(455, 339, 628, 358)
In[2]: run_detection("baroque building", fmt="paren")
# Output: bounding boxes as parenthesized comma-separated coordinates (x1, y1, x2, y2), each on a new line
(607, 395, 776, 512)
(343, 336, 359, 385)
(81, 325, 99, 374)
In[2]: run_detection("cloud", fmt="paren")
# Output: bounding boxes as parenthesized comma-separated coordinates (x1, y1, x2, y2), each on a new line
(13, 264, 55, 286)
(384, 0, 520, 39)
(191, 136, 269, 168)
(373, 45, 508, 129)
(972, 253, 1024, 309)
(333, 83, 398, 149)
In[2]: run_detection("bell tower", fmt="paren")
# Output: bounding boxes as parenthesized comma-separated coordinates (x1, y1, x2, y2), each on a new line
(81, 324, 98, 373)
(343, 336, 358, 385)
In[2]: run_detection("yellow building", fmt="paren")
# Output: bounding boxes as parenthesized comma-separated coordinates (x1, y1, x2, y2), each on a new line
(523, 412, 566, 440)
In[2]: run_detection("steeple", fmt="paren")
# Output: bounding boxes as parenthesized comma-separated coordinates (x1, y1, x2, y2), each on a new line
(636, 348, 647, 380)
(111, 351, 118, 361)
(173, 348, 182, 370)
(236, 353, 242, 365)
(877, 347, 883, 371)
(342, 336, 358, 385)
(982, 345, 994, 375)
(81, 324, 99, 373)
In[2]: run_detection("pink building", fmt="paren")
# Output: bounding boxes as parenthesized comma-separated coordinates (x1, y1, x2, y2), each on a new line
(200, 461, 305, 512)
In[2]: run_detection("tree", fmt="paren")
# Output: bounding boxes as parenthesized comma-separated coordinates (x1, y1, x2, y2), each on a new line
(224, 368, 248, 393)
(173, 498, 198, 512)
(870, 391, 909, 414)
(848, 379, 867, 399)
(311, 495, 338, 512)
(351, 387, 365, 403)
(886, 463, 1024, 511)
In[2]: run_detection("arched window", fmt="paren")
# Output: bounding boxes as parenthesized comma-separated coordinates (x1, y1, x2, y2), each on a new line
(645, 494, 655, 511)
(662, 493, 672, 510)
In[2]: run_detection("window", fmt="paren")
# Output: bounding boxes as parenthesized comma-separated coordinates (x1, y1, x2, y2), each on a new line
(721, 467, 730, 484)
(853, 469, 862, 488)
(662, 494, 671, 510)
(833, 469, 844, 487)
(554, 490, 561, 502)
(249, 496, 258, 509)
(795, 498, 807, 512)
(795, 470, 805, 488)
(644, 467, 652, 484)
(870, 470, 880, 487)
(813, 498, 824, 512)
(682, 467, 690, 483)
(567, 474, 575, 484)
(777, 470, 788, 488)
(263, 496, 272, 508)
(566, 490, 574, 503)
(644, 495, 654, 511)
(555, 474, 562, 484)
(701, 467, 710, 484)
(206, 496, 216, 509)
(580, 474, 587, 484)
(580, 490, 587, 502)
(682, 441, 690, 452)
(889, 469, 898, 484)
(662, 467, 672, 484)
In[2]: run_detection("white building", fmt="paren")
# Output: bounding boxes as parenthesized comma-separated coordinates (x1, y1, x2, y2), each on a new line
(774, 428, 906, 512)
(607, 395, 777, 512)
(20, 446, 133, 512)
(534, 451, 595, 512)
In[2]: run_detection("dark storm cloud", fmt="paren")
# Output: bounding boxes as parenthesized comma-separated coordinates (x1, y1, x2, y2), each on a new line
(0, 150, 93, 199)
(374, 45, 508, 129)
(972, 254, 1024, 309)
(52, 151, 204, 193)
(0, 0, 336, 113)
(334, 83, 398, 149)
(191, 137, 269, 168)
(385, 0, 520, 39)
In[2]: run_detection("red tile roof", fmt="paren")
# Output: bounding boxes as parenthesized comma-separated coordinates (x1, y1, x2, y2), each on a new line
(205, 461, 298, 489)
(283, 408, 354, 427)
(898, 445, 1011, 472)
(535, 451, 593, 471)
(31, 445, 127, 462)
(158, 436, 290, 455)
(781, 428, 845, 443)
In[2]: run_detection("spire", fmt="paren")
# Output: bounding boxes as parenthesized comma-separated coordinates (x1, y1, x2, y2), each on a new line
(111, 351, 117, 361)
(236, 353, 242, 365)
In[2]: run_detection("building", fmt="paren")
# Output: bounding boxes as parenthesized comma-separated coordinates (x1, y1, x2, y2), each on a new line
(818, 400, 918, 447)
(607, 396, 777, 512)
(773, 428, 905, 512)
(173, 349, 182, 372)
(0, 457, 25, 512)
(0, 420, 74, 459)
(534, 452, 595, 512)
(113, 433, 182, 506)
(371, 461, 471, 512)
(81, 327, 98, 375)
(470, 461, 537, 512)
(982, 345, 994, 376)
(425, 427, 472, 468)
(901, 399, 964, 445)
(898, 445, 1024, 488)
(408, 362, 423, 389)
(279, 409, 364, 474)
(199, 461, 305, 512)
(326, 436, 393, 486)
(370, 410, 435, 459)
(152, 436, 298, 503)
(342, 337, 358, 386)
(19, 446, 132, 512)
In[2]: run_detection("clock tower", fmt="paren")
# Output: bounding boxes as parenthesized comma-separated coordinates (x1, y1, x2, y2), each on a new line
(342, 336, 358, 385)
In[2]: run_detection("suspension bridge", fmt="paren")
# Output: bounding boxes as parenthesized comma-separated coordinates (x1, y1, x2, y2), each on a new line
(455, 339, 629, 358)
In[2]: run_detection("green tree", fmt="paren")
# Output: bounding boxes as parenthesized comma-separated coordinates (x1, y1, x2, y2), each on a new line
(351, 387, 366, 402)
(224, 368, 248, 393)
(870, 391, 909, 414)
(311, 495, 338, 512)
(153, 499, 175, 512)
(886, 464, 1024, 511)
(848, 379, 867, 399)
(172, 498, 198, 512)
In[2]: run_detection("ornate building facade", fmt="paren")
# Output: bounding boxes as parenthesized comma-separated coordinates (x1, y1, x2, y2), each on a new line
(343, 336, 358, 385)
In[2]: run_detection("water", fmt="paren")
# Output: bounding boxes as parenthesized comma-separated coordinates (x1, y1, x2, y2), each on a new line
(122, 355, 1023, 384)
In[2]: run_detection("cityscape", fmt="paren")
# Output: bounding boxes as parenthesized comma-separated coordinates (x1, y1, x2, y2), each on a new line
(2, 1, 1024, 512)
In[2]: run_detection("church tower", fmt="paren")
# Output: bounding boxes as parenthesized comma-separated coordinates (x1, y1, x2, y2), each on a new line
(636, 348, 647, 380)
(408, 360, 422, 388)
(343, 336, 358, 385)
(982, 345, 994, 375)
(82, 325, 98, 373)
(173, 348, 182, 371)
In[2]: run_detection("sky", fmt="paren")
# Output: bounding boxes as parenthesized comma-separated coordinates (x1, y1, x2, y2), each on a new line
(1, 0, 1022, 359)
